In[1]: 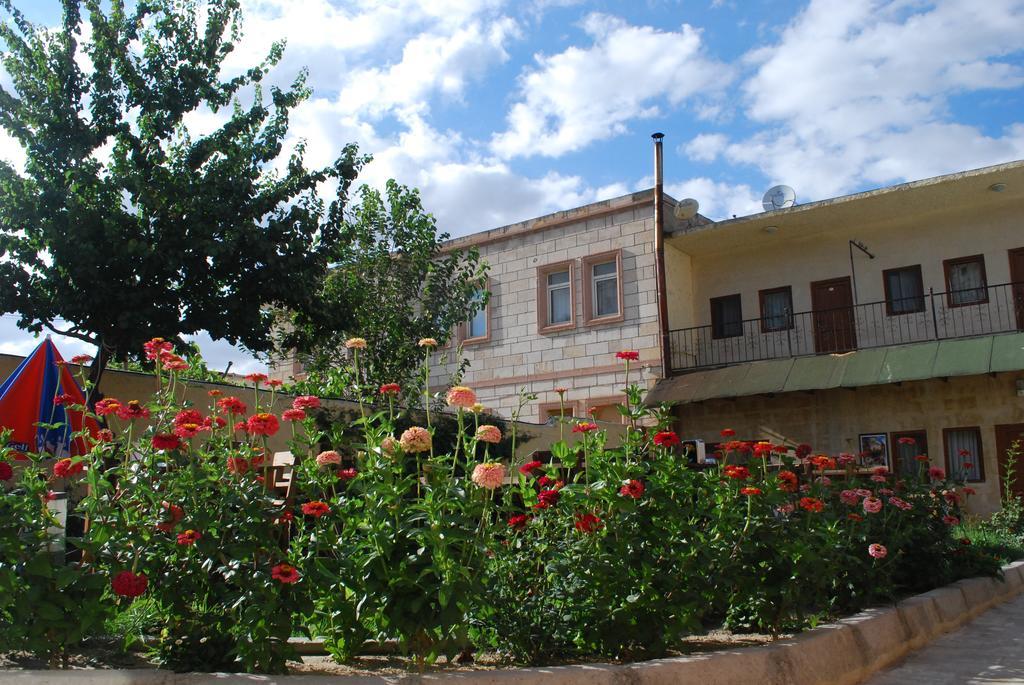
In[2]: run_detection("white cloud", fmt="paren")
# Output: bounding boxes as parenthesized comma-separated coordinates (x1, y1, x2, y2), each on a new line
(685, 133, 728, 162)
(490, 13, 733, 158)
(714, 0, 1024, 200)
(665, 177, 761, 220)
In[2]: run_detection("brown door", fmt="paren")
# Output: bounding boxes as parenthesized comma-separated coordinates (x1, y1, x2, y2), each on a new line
(1010, 248, 1024, 330)
(996, 424, 1024, 501)
(811, 277, 857, 353)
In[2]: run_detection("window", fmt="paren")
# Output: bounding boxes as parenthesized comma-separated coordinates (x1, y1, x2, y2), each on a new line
(582, 251, 624, 324)
(710, 294, 743, 339)
(463, 285, 490, 344)
(758, 286, 793, 332)
(587, 398, 626, 425)
(539, 401, 578, 423)
(883, 266, 925, 315)
(537, 261, 575, 333)
(944, 255, 988, 307)
(944, 427, 984, 482)
(891, 430, 928, 477)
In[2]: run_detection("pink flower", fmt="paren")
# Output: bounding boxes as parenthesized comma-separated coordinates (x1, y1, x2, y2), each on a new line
(776, 503, 795, 515)
(868, 543, 888, 559)
(475, 425, 502, 444)
(840, 489, 861, 506)
(928, 466, 946, 480)
(870, 474, 887, 483)
(293, 395, 321, 410)
(400, 426, 431, 453)
(471, 462, 506, 489)
(418, 338, 438, 348)
(316, 450, 342, 467)
(344, 337, 367, 350)
(95, 398, 123, 416)
(143, 337, 174, 360)
(116, 400, 150, 421)
(862, 496, 883, 514)
(446, 385, 477, 408)
(888, 496, 913, 511)
(380, 436, 399, 455)
(837, 453, 857, 466)
(615, 350, 639, 361)
(282, 408, 306, 422)
(572, 422, 598, 433)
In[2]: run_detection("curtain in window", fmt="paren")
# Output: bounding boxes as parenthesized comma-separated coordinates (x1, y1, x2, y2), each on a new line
(887, 270, 924, 313)
(893, 433, 927, 476)
(946, 429, 981, 481)
(593, 261, 618, 317)
(548, 272, 571, 324)
(762, 291, 791, 331)
(949, 262, 986, 305)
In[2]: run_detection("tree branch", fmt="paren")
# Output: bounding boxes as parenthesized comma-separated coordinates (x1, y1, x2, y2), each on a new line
(43, 321, 98, 345)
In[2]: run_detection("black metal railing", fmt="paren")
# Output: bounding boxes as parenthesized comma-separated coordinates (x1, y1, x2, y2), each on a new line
(668, 281, 1024, 373)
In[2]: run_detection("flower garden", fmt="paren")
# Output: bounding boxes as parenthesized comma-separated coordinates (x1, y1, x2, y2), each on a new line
(0, 337, 1013, 674)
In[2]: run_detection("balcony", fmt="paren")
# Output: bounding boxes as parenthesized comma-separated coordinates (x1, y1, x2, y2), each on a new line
(668, 281, 1024, 374)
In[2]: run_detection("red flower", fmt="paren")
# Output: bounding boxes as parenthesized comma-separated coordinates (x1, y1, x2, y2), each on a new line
(70, 354, 93, 365)
(535, 489, 560, 509)
(942, 515, 960, 526)
(151, 433, 181, 450)
(116, 400, 150, 421)
(143, 337, 174, 360)
(799, 497, 825, 513)
(720, 428, 736, 438)
(914, 454, 930, 463)
(958, 448, 971, 457)
(518, 460, 543, 475)
(379, 383, 401, 395)
(537, 475, 554, 487)
(293, 395, 321, 410)
(217, 396, 248, 416)
(207, 389, 223, 397)
(615, 350, 640, 361)
(156, 501, 184, 532)
(173, 423, 202, 439)
(282, 408, 306, 422)
(809, 455, 837, 471)
(244, 373, 269, 385)
(247, 413, 280, 437)
(928, 466, 946, 480)
(753, 442, 773, 458)
(176, 529, 201, 546)
(95, 429, 114, 443)
(301, 501, 331, 518)
(574, 512, 603, 533)
(0, 462, 12, 481)
(53, 458, 84, 478)
(111, 571, 148, 598)
(173, 409, 203, 427)
(723, 465, 749, 480)
(777, 470, 798, 492)
(266, 379, 283, 388)
(619, 479, 645, 498)
(233, 421, 247, 433)
(740, 487, 763, 496)
(336, 468, 358, 481)
(204, 416, 227, 430)
(53, 393, 77, 406)
(277, 509, 294, 524)
(653, 431, 680, 448)
(572, 422, 598, 433)
(795, 443, 813, 458)
(847, 513, 864, 522)
(226, 457, 249, 475)
(897, 436, 917, 446)
(508, 514, 530, 530)
(271, 563, 300, 584)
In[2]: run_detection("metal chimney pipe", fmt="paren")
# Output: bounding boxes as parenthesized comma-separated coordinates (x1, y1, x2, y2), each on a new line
(652, 132, 671, 379)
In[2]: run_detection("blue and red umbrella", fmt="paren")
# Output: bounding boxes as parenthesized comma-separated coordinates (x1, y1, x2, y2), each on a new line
(0, 338, 99, 459)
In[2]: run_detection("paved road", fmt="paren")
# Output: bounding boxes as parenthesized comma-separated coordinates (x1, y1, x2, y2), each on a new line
(862, 592, 1024, 684)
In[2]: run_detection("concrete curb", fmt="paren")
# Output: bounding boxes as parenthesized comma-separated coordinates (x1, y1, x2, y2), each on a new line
(4, 561, 1023, 685)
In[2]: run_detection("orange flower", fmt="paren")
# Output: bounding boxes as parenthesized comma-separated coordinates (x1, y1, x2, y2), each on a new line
(446, 385, 477, 408)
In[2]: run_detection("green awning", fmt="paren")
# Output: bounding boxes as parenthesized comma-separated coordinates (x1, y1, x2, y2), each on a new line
(648, 331, 1024, 405)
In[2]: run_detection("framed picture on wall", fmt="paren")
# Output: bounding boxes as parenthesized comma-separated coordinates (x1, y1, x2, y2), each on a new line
(858, 433, 889, 468)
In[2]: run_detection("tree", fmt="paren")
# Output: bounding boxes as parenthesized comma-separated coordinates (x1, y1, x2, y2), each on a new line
(0, 0, 364, 393)
(281, 180, 488, 400)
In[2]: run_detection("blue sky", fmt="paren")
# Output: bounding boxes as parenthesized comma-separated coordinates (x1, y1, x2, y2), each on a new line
(2, 0, 1023, 371)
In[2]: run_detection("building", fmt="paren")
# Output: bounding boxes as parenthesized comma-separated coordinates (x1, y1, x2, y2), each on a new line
(650, 160, 1024, 515)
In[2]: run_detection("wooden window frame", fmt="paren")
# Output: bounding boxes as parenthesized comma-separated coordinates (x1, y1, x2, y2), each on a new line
(882, 265, 925, 316)
(890, 429, 928, 475)
(758, 286, 793, 333)
(582, 249, 625, 326)
(943, 426, 985, 483)
(943, 254, 989, 308)
(585, 396, 627, 424)
(539, 400, 580, 423)
(460, 278, 492, 346)
(537, 260, 576, 334)
(710, 293, 743, 340)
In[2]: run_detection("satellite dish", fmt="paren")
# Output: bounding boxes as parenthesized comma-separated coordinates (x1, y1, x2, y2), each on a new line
(762, 185, 796, 211)
(673, 198, 699, 220)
